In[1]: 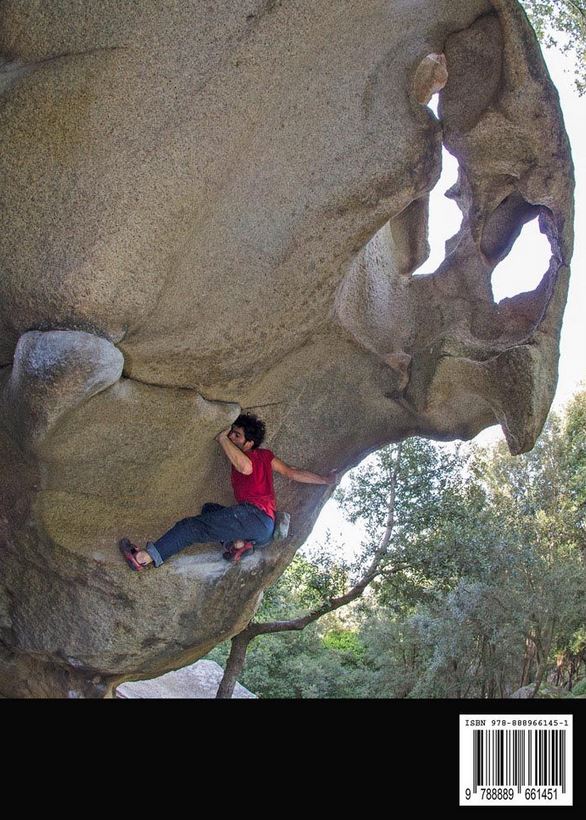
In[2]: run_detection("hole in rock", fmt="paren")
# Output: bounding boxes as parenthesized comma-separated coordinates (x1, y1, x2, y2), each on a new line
(491, 218, 551, 303)
(412, 147, 461, 275)
(427, 94, 440, 117)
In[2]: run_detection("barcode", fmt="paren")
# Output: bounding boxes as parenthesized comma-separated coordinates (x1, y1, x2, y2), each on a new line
(472, 729, 566, 792)
(460, 715, 573, 806)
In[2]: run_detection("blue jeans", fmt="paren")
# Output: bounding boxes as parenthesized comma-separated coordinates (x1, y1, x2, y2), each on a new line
(146, 502, 275, 567)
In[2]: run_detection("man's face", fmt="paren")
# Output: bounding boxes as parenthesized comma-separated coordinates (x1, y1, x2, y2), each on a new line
(228, 425, 253, 452)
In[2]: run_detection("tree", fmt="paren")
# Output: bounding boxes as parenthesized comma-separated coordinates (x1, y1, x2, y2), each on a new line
(208, 391, 586, 699)
(521, 0, 586, 94)
(356, 399, 586, 698)
(213, 445, 405, 698)
(561, 389, 586, 537)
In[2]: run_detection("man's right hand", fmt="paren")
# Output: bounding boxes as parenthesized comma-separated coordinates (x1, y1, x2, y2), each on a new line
(214, 427, 231, 443)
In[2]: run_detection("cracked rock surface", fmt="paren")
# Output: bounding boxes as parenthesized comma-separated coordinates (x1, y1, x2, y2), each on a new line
(0, 0, 574, 696)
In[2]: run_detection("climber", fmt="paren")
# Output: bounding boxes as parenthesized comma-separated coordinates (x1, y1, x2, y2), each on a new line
(119, 412, 339, 570)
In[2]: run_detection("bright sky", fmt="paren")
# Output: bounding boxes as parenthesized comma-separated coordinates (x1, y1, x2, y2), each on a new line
(303, 39, 584, 558)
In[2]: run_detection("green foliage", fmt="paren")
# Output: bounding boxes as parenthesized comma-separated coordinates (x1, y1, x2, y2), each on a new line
(322, 628, 365, 660)
(571, 678, 586, 696)
(208, 618, 373, 699)
(358, 611, 428, 698)
(207, 391, 586, 698)
(238, 621, 371, 699)
(521, 0, 586, 94)
(205, 556, 372, 698)
(563, 390, 586, 519)
(361, 396, 586, 698)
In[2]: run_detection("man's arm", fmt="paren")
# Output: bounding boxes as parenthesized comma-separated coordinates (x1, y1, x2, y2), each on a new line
(272, 456, 338, 485)
(215, 428, 253, 474)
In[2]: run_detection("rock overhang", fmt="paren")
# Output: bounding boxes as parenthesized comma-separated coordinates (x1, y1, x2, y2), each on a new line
(0, 0, 574, 696)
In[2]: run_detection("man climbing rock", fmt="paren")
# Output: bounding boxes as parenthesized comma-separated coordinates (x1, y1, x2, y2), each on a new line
(119, 412, 338, 570)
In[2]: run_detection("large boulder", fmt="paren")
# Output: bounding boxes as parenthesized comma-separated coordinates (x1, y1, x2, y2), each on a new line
(116, 659, 256, 699)
(510, 684, 575, 699)
(0, 1, 574, 696)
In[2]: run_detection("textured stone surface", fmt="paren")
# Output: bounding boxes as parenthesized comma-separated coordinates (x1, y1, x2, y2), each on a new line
(509, 684, 575, 699)
(0, 1, 574, 696)
(116, 659, 256, 699)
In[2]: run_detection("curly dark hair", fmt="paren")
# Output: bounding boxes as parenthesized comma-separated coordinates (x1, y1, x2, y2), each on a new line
(232, 413, 266, 449)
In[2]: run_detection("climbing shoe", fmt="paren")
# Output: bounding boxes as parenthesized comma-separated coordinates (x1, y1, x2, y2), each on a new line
(223, 540, 254, 562)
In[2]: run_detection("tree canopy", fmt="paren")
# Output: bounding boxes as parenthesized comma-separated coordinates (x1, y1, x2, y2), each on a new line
(521, 0, 586, 93)
(207, 391, 586, 698)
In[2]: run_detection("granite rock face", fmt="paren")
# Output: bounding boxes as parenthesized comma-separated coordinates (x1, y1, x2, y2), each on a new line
(116, 659, 256, 699)
(0, 1, 574, 697)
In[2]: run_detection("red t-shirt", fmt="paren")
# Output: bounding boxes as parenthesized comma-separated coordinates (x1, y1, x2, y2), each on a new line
(231, 448, 276, 520)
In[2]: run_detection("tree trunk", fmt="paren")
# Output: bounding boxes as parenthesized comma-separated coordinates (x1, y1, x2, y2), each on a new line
(531, 620, 555, 697)
(215, 630, 254, 699)
(215, 444, 405, 699)
(520, 638, 534, 688)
